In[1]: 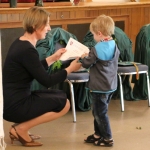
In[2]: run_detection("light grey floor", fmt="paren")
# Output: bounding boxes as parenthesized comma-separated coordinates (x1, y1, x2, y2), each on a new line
(3, 99, 150, 150)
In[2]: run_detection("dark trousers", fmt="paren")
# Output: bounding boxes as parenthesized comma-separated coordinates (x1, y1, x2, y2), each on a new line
(91, 92, 113, 140)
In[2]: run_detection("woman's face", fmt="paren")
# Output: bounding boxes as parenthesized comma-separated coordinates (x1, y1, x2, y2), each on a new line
(35, 17, 51, 40)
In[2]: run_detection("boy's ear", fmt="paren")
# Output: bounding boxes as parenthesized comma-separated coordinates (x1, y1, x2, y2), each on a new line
(97, 31, 102, 36)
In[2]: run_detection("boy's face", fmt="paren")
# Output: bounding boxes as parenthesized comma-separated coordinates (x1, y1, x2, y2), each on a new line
(91, 31, 101, 43)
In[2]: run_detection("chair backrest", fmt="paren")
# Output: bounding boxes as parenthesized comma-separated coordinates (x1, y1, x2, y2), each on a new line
(132, 24, 150, 100)
(113, 26, 134, 62)
(82, 31, 97, 49)
(113, 27, 135, 100)
(31, 27, 77, 91)
(134, 24, 150, 67)
(36, 27, 78, 61)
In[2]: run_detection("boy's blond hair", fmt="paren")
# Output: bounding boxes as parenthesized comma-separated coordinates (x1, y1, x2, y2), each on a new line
(23, 6, 50, 34)
(90, 14, 114, 36)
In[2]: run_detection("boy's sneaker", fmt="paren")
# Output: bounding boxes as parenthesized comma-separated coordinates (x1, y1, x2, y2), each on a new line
(94, 137, 114, 147)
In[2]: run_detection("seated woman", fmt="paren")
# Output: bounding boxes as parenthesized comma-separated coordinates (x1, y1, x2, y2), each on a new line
(2, 6, 81, 147)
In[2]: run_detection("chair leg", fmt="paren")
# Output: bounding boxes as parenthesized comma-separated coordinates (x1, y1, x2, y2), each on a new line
(118, 74, 124, 112)
(146, 72, 150, 107)
(66, 79, 76, 122)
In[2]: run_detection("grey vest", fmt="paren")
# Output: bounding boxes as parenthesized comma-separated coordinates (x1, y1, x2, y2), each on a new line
(87, 45, 120, 93)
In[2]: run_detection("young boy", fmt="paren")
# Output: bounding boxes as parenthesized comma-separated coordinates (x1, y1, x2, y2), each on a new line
(81, 15, 120, 147)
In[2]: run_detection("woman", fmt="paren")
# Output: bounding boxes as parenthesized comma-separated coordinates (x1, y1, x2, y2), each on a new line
(2, 6, 81, 147)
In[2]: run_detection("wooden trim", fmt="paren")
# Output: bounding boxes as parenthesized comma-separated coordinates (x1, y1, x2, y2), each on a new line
(1, 1, 150, 52)
(1, 2, 150, 11)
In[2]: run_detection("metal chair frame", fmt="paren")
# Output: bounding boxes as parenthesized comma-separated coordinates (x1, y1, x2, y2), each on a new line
(118, 68, 150, 112)
(65, 73, 89, 122)
(54, 41, 89, 122)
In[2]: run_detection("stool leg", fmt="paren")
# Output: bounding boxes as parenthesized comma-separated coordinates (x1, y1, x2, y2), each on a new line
(146, 72, 150, 106)
(66, 79, 76, 122)
(118, 74, 124, 111)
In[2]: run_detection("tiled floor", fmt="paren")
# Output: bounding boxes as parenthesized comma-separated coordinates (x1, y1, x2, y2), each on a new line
(3, 99, 150, 150)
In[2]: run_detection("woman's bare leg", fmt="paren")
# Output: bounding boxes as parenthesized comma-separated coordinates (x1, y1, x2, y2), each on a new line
(10, 99, 70, 141)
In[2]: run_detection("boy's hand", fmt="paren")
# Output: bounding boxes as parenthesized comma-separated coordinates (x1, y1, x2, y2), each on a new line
(81, 53, 88, 58)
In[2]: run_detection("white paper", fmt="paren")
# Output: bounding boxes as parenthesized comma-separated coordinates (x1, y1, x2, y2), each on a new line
(59, 38, 89, 61)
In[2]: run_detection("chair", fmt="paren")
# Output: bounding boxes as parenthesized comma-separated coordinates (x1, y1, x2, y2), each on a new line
(34, 28, 91, 122)
(65, 72, 89, 122)
(55, 41, 90, 122)
(132, 24, 150, 99)
(117, 64, 150, 112)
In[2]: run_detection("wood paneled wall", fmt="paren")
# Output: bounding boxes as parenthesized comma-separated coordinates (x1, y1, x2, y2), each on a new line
(0, 1, 150, 52)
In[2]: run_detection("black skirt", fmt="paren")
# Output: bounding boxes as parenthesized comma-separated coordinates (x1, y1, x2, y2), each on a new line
(3, 89, 67, 123)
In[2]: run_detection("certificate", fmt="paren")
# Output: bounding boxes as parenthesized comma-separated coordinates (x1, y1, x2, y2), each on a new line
(59, 38, 89, 61)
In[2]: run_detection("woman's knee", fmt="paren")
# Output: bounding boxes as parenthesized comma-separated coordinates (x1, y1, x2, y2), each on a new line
(64, 99, 70, 111)
(56, 99, 70, 116)
(61, 99, 70, 113)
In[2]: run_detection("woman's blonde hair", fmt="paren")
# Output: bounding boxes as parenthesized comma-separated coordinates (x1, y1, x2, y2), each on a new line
(23, 6, 50, 34)
(90, 14, 114, 36)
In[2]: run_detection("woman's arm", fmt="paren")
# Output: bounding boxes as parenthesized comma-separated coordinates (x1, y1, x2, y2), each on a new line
(45, 48, 66, 66)
(22, 48, 81, 88)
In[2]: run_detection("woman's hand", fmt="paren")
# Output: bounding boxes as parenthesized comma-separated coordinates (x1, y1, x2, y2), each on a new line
(53, 48, 66, 61)
(65, 58, 82, 74)
(46, 48, 66, 66)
